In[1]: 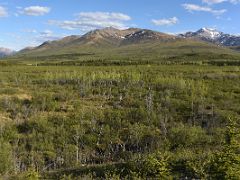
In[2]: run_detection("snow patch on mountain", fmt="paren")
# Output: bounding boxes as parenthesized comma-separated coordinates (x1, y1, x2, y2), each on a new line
(198, 28, 222, 40)
(179, 28, 240, 46)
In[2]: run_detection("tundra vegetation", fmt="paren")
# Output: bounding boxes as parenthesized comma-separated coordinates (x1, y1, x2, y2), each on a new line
(0, 58, 240, 179)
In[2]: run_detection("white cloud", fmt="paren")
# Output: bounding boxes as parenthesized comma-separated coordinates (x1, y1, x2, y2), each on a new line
(0, 6, 8, 17)
(152, 17, 179, 26)
(182, 4, 227, 15)
(23, 29, 38, 33)
(48, 12, 131, 31)
(36, 30, 61, 42)
(202, 0, 240, 4)
(202, 0, 227, 4)
(22, 6, 50, 16)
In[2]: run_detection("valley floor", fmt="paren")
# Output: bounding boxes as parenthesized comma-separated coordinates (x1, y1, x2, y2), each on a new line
(0, 64, 240, 179)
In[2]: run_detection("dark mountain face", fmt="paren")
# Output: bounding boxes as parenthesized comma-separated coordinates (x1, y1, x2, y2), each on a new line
(179, 28, 240, 46)
(217, 34, 240, 46)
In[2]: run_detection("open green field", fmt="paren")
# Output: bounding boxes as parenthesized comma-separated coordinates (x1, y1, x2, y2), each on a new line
(0, 63, 240, 179)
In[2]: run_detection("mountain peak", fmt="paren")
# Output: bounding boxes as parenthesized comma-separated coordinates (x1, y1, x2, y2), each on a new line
(179, 27, 240, 46)
(86, 27, 120, 35)
(196, 28, 222, 39)
(102, 26, 119, 31)
(79, 27, 166, 46)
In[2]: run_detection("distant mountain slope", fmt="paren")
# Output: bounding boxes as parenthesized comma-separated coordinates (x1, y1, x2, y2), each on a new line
(17, 27, 176, 56)
(28, 35, 81, 53)
(179, 28, 240, 46)
(13, 27, 240, 62)
(0, 47, 15, 58)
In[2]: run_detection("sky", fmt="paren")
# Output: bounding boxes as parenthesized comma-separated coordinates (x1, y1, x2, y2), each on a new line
(0, 0, 240, 50)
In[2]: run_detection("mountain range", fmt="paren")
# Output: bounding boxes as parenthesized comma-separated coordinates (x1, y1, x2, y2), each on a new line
(18, 27, 176, 55)
(179, 28, 240, 46)
(1, 27, 240, 58)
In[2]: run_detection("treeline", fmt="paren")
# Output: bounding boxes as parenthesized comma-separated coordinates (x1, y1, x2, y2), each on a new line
(4, 50, 240, 67)
(29, 59, 240, 67)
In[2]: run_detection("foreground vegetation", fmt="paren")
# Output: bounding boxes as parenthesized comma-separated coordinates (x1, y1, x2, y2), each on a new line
(0, 63, 240, 179)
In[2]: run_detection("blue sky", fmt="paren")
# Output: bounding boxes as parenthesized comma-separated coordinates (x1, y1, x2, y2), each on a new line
(0, 0, 240, 50)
